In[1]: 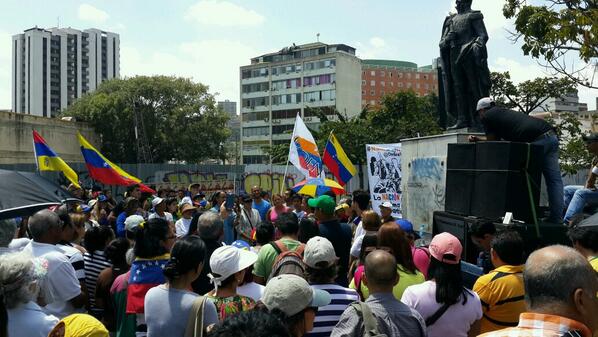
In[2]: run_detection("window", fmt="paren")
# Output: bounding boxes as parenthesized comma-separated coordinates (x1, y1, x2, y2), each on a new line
(242, 96, 269, 108)
(389, 72, 393, 78)
(390, 82, 394, 87)
(370, 80, 376, 86)
(243, 155, 268, 164)
(361, 90, 366, 95)
(398, 82, 404, 88)
(304, 74, 334, 87)
(423, 74, 429, 80)
(272, 124, 295, 134)
(243, 126, 269, 137)
(362, 80, 366, 85)
(380, 71, 385, 77)
(381, 81, 385, 87)
(370, 71, 375, 76)
(242, 111, 269, 122)
(370, 90, 375, 95)
(407, 73, 412, 79)
(415, 74, 420, 79)
(242, 82, 269, 94)
(304, 90, 335, 103)
(425, 84, 430, 89)
(398, 73, 403, 78)
(241, 67, 269, 79)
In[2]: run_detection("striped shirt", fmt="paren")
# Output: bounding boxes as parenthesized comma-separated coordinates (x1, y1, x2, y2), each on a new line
(84, 250, 112, 313)
(306, 284, 360, 337)
(57, 243, 86, 281)
(478, 313, 592, 337)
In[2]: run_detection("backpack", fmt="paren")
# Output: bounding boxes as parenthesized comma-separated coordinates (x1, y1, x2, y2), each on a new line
(350, 302, 388, 337)
(267, 240, 306, 282)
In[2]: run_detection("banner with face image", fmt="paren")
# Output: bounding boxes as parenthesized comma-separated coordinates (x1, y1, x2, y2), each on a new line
(366, 143, 402, 218)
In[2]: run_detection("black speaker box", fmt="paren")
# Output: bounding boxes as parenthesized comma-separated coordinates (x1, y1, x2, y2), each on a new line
(445, 142, 543, 223)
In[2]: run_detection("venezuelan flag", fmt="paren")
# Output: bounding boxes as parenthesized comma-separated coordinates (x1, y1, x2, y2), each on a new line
(126, 254, 169, 314)
(32, 130, 80, 189)
(323, 133, 357, 186)
(77, 132, 154, 193)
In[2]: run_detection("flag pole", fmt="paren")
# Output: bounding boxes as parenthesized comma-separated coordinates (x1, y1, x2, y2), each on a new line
(320, 130, 334, 180)
(32, 129, 40, 174)
(281, 115, 299, 195)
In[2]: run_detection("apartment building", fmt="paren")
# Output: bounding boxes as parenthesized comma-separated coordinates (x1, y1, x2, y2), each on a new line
(12, 27, 119, 117)
(361, 59, 438, 108)
(240, 42, 361, 164)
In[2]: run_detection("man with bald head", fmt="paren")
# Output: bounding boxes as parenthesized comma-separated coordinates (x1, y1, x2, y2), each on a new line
(332, 250, 426, 337)
(22, 209, 84, 319)
(479, 245, 598, 337)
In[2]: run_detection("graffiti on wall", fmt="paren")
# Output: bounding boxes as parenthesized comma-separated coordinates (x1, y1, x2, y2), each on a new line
(405, 157, 446, 230)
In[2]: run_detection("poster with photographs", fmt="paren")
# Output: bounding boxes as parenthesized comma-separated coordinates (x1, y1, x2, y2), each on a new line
(366, 143, 402, 218)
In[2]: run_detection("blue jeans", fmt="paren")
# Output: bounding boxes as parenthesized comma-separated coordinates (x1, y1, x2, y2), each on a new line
(532, 135, 564, 222)
(563, 185, 598, 222)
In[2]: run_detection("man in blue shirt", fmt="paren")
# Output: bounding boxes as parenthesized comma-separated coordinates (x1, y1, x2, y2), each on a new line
(309, 195, 352, 287)
(251, 186, 271, 221)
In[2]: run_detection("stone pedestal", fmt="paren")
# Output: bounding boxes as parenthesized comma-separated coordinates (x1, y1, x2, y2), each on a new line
(400, 132, 483, 233)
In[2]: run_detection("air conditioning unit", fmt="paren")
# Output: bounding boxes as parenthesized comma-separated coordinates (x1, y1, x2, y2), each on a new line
(304, 117, 312, 122)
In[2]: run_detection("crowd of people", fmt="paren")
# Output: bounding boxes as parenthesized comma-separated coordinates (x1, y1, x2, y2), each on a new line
(1, 182, 598, 337)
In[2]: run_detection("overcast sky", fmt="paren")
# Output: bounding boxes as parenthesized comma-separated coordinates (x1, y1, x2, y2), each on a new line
(0, 0, 595, 111)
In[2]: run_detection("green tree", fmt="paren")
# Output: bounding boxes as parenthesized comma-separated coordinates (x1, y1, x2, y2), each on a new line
(490, 71, 576, 114)
(546, 112, 594, 175)
(63, 76, 230, 163)
(503, 0, 598, 88)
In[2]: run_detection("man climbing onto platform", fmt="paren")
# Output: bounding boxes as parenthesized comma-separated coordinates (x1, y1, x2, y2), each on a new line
(469, 97, 564, 224)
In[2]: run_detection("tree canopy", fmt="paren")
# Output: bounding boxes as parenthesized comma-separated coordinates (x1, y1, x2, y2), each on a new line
(490, 71, 576, 114)
(503, 0, 598, 88)
(62, 76, 230, 163)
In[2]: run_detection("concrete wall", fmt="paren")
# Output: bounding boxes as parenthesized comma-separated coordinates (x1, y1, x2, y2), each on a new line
(0, 111, 99, 164)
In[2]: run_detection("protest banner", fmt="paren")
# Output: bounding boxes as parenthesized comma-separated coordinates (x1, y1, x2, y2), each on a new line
(366, 143, 402, 218)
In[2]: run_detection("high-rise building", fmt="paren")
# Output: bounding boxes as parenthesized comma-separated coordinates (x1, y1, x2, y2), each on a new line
(543, 91, 583, 113)
(12, 27, 120, 117)
(240, 42, 361, 164)
(218, 99, 237, 117)
(361, 59, 438, 108)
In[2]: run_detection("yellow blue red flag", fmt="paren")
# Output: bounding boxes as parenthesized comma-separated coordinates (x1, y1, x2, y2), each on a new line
(32, 130, 80, 189)
(323, 132, 356, 186)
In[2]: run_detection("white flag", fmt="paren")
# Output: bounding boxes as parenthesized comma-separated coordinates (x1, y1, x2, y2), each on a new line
(288, 115, 324, 179)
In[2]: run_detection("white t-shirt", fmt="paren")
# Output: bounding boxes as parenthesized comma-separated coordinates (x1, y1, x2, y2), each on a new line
(22, 241, 81, 319)
(353, 222, 365, 242)
(401, 281, 482, 337)
(8, 301, 59, 337)
(237, 282, 265, 302)
(175, 218, 193, 238)
(149, 212, 174, 223)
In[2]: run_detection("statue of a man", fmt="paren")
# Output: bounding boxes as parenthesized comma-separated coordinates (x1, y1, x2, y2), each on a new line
(439, 0, 491, 129)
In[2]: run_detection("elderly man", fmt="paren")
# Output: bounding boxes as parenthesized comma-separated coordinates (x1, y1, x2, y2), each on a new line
(470, 97, 564, 223)
(479, 245, 598, 337)
(191, 212, 225, 295)
(22, 209, 84, 319)
(331, 250, 426, 337)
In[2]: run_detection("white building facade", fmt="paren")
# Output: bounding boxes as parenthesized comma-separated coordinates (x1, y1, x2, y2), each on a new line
(240, 42, 361, 164)
(12, 27, 119, 117)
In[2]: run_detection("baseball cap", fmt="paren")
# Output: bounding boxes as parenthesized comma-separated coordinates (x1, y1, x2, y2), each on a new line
(396, 219, 420, 239)
(582, 133, 598, 143)
(476, 97, 494, 111)
(308, 195, 336, 215)
(380, 201, 392, 209)
(231, 239, 251, 251)
(262, 274, 331, 317)
(151, 197, 164, 208)
(97, 194, 108, 202)
(335, 203, 350, 213)
(80, 205, 92, 213)
(209, 246, 257, 290)
(124, 215, 145, 232)
(303, 236, 338, 268)
(241, 194, 252, 203)
(179, 196, 193, 207)
(88, 199, 98, 208)
(429, 232, 463, 264)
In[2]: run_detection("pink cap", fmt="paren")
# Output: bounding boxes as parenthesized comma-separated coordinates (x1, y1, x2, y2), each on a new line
(429, 232, 463, 265)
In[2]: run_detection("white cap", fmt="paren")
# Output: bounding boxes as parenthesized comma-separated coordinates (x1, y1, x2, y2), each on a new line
(151, 197, 164, 208)
(124, 215, 145, 232)
(262, 274, 331, 316)
(88, 199, 98, 208)
(208, 246, 257, 291)
(380, 201, 392, 208)
(476, 97, 494, 111)
(303, 236, 337, 268)
(179, 196, 193, 207)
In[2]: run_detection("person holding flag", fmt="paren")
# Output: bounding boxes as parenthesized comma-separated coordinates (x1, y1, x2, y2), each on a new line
(32, 130, 80, 189)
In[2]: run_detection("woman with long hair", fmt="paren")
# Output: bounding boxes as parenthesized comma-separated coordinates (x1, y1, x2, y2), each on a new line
(401, 232, 482, 337)
(145, 236, 218, 337)
(128, 218, 176, 336)
(266, 194, 290, 225)
(83, 226, 115, 319)
(350, 222, 425, 300)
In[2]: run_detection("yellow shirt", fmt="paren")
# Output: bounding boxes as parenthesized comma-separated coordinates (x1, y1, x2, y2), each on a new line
(349, 264, 424, 300)
(473, 264, 526, 334)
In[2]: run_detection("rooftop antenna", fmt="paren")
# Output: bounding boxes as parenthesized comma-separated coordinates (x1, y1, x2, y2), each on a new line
(57, 16, 60, 28)
(317, 33, 320, 42)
